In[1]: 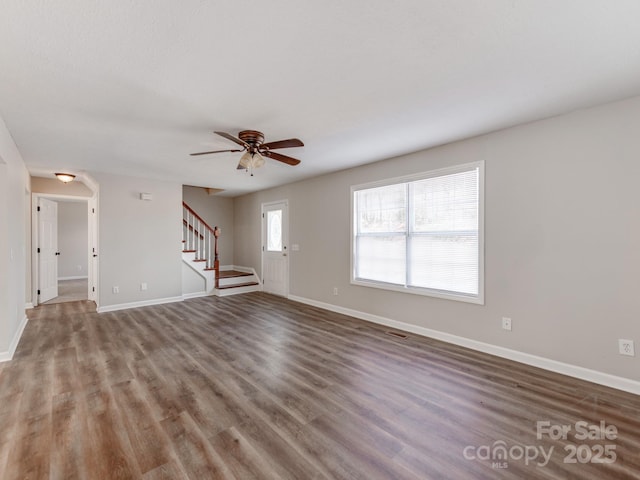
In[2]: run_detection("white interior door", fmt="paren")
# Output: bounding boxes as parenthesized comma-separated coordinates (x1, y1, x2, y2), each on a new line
(262, 201, 289, 296)
(38, 197, 58, 303)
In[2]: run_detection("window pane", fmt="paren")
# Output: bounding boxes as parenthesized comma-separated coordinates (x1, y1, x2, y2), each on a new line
(408, 233, 478, 295)
(411, 169, 478, 233)
(267, 210, 282, 252)
(356, 184, 406, 233)
(356, 235, 406, 285)
(352, 163, 482, 302)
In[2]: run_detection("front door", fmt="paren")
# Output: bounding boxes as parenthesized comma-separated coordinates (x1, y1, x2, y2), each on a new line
(38, 197, 58, 303)
(262, 201, 289, 296)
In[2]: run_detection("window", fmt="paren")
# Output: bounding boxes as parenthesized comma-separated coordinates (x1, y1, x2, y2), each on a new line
(351, 162, 484, 304)
(267, 209, 283, 252)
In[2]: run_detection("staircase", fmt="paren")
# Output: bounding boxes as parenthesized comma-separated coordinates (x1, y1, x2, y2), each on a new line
(182, 202, 261, 296)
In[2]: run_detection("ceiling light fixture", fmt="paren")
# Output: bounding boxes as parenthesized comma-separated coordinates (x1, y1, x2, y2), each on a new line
(55, 173, 76, 183)
(238, 151, 265, 176)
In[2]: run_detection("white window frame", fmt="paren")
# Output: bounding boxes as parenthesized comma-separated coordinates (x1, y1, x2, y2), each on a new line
(350, 161, 484, 305)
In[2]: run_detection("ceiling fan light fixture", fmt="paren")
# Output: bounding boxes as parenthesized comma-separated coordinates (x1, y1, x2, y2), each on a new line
(55, 173, 76, 183)
(191, 130, 303, 169)
(239, 151, 264, 170)
(253, 153, 265, 169)
(239, 151, 252, 169)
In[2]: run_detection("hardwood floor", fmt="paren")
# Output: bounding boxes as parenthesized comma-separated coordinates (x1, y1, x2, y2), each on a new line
(1, 293, 639, 479)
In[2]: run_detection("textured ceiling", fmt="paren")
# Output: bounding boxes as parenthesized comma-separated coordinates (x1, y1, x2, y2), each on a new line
(2, 1, 640, 196)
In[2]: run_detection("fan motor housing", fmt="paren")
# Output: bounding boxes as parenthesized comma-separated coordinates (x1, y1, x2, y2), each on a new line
(238, 130, 264, 146)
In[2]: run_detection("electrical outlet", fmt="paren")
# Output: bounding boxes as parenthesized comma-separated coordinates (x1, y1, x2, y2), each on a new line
(619, 339, 635, 356)
(502, 317, 512, 331)
(333, 287, 338, 296)
(141, 282, 148, 291)
(112, 286, 119, 294)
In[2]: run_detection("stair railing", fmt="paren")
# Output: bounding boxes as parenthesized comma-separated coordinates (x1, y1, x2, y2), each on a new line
(182, 202, 220, 287)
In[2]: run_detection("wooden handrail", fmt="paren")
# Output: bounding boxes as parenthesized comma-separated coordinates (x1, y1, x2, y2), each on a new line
(183, 202, 217, 234)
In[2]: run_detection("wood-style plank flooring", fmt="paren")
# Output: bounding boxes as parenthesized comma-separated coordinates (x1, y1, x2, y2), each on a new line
(1, 293, 639, 479)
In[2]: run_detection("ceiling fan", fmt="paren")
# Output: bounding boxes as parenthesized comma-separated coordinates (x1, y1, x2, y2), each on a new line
(191, 130, 304, 175)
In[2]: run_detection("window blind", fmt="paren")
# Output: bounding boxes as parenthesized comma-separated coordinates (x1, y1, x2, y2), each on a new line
(353, 163, 482, 301)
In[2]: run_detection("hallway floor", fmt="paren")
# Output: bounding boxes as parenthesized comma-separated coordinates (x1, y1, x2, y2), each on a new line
(42, 278, 88, 305)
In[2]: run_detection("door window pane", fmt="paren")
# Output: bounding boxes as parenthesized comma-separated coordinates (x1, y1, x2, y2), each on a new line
(267, 210, 282, 252)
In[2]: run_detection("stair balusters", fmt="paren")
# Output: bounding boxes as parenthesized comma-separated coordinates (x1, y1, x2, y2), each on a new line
(182, 202, 220, 289)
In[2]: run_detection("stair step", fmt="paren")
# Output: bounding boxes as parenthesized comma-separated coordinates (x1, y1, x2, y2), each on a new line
(192, 259, 207, 262)
(183, 249, 196, 253)
(218, 270, 253, 278)
(217, 281, 260, 290)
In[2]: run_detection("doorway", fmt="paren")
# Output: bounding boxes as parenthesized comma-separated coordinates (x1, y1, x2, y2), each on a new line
(32, 193, 97, 306)
(261, 200, 289, 297)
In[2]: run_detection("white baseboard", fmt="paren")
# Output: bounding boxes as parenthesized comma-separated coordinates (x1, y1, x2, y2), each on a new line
(97, 296, 184, 313)
(288, 295, 640, 396)
(25, 302, 34, 310)
(58, 275, 89, 281)
(228, 265, 251, 273)
(182, 291, 215, 300)
(0, 315, 29, 363)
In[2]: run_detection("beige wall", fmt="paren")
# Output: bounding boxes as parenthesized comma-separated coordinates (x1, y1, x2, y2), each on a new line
(31, 176, 93, 197)
(182, 262, 205, 295)
(234, 95, 640, 382)
(182, 186, 234, 266)
(94, 172, 182, 308)
(0, 115, 29, 359)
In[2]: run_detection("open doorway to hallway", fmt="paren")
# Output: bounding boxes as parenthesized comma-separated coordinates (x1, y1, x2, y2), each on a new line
(40, 198, 88, 304)
(32, 193, 97, 307)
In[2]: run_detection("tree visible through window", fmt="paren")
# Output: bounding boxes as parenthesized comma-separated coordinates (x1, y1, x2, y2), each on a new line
(352, 162, 483, 303)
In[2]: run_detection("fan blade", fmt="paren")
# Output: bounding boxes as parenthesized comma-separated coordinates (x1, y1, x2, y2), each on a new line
(262, 138, 304, 150)
(214, 131, 249, 148)
(190, 149, 243, 156)
(264, 151, 301, 166)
